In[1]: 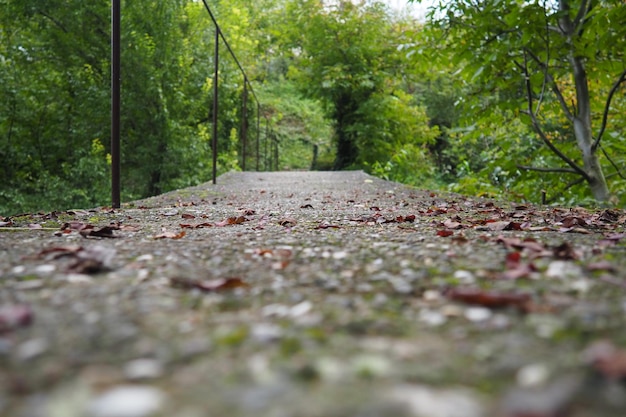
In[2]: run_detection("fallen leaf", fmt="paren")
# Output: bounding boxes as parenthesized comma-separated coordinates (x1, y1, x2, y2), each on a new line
(79, 225, 120, 239)
(552, 242, 579, 260)
(61, 221, 88, 231)
(170, 276, 249, 292)
(443, 219, 463, 229)
(67, 258, 107, 274)
(118, 224, 141, 232)
(0, 305, 34, 334)
(278, 218, 297, 227)
(215, 216, 246, 227)
(486, 221, 522, 231)
(447, 288, 530, 310)
(437, 230, 454, 237)
(501, 252, 537, 280)
(496, 237, 547, 254)
(154, 230, 186, 239)
(33, 245, 83, 260)
(586, 261, 616, 272)
(300, 204, 314, 209)
(560, 216, 589, 228)
(583, 340, 626, 380)
(180, 222, 212, 229)
(316, 222, 340, 229)
(181, 213, 196, 219)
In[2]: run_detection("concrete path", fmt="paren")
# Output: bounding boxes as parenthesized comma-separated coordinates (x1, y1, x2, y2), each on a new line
(1, 171, 625, 417)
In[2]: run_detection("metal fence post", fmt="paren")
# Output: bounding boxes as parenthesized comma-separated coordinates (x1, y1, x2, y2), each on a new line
(211, 26, 219, 184)
(241, 80, 248, 171)
(111, 0, 121, 208)
(256, 105, 260, 171)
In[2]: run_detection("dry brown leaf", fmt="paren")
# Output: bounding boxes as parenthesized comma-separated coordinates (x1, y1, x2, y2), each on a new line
(154, 230, 186, 239)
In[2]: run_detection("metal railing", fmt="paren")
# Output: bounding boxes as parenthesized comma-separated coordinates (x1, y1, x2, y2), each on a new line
(110, 0, 278, 208)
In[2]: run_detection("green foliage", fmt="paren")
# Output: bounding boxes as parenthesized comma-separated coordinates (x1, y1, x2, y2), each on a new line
(3, 0, 624, 213)
(283, 0, 439, 175)
(260, 80, 333, 170)
(410, 0, 626, 205)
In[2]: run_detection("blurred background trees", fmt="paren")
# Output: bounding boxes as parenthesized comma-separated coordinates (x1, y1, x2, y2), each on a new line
(1, 0, 624, 214)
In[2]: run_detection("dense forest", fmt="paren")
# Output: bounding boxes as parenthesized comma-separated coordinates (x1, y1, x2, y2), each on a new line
(1, 0, 625, 215)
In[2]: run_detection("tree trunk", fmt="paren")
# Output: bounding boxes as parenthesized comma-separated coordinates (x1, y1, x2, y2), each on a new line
(561, 0, 610, 201)
(569, 54, 610, 201)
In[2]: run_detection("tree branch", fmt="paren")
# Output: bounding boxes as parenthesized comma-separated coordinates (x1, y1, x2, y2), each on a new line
(518, 165, 578, 174)
(37, 10, 69, 33)
(600, 144, 626, 180)
(573, 0, 590, 29)
(592, 67, 626, 151)
(524, 48, 574, 121)
(522, 51, 589, 180)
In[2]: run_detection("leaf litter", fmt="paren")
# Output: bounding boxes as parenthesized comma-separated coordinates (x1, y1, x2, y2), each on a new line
(1, 171, 626, 416)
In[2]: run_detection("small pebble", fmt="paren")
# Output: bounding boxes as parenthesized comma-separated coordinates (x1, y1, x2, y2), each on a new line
(419, 309, 447, 327)
(17, 338, 49, 361)
(517, 363, 550, 388)
(464, 307, 492, 322)
(35, 264, 56, 274)
(123, 359, 164, 381)
(453, 270, 475, 284)
(87, 385, 165, 417)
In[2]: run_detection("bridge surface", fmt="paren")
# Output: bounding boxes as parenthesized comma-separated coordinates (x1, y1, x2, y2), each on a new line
(1, 171, 625, 416)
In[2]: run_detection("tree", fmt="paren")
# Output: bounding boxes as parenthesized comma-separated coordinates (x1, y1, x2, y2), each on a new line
(286, 0, 437, 171)
(415, 0, 626, 202)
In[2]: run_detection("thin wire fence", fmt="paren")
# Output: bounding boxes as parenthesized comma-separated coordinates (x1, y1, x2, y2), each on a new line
(110, 0, 278, 208)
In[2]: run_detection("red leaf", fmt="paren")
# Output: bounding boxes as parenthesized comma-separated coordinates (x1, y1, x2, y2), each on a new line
(447, 288, 530, 310)
(505, 252, 522, 269)
(181, 213, 196, 219)
(437, 230, 454, 237)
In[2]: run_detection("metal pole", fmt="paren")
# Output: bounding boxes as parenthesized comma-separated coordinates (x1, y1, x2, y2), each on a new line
(211, 27, 219, 184)
(256, 104, 260, 171)
(274, 138, 278, 171)
(240, 80, 248, 171)
(265, 122, 269, 171)
(111, 0, 121, 208)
